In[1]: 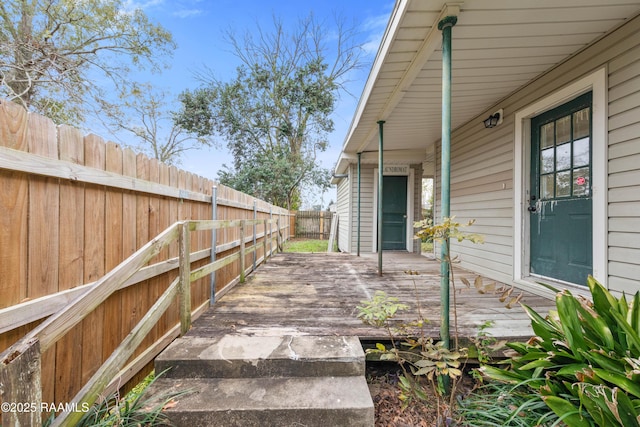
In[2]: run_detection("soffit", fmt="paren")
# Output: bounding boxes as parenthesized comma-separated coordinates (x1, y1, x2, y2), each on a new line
(335, 0, 640, 173)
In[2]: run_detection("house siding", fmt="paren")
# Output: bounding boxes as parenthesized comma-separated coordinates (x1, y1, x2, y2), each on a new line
(411, 163, 424, 253)
(336, 175, 351, 252)
(436, 14, 640, 293)
(351, 164, 375, 253)
(607, 33, 640, 293)
(336, 162, 423, 254)
(435, 123, 516, 284)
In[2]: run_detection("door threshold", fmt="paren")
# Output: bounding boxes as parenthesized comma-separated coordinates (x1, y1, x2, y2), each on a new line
(518, 275, 592, 300)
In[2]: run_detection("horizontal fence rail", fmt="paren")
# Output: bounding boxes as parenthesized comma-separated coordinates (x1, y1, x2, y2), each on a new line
(0, 219, 282, 427)
(0, 219, 282, 335)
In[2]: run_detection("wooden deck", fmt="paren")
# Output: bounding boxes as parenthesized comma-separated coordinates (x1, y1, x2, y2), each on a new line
(191, 252, 556, 344)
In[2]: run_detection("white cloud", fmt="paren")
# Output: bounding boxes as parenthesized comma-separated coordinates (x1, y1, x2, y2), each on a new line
(173, 8, 204, 18)
(360, 8, 391, 57)
(362, 12, 390, 32)
(122, 0, 164, 12)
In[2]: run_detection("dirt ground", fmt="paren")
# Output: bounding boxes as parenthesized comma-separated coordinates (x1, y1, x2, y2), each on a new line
(367, 364, 475, 427)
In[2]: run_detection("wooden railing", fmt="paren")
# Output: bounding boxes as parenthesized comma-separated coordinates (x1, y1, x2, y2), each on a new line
(0, 218, 282, 427)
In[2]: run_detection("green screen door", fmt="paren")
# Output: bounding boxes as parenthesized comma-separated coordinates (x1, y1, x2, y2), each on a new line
(529, 92, 592, 285)
(382, 175, 407, 250)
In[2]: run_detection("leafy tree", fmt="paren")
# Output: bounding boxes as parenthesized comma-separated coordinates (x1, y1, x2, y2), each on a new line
(174, 13, 362, 209)
(102, 84, 212, 165)
(0, 0, 175, 125)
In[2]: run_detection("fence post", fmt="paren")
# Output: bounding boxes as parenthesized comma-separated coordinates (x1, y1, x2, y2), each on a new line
(210, 185, 217, 305)
(239, 220, 246, 283)
(0, 338, 42, 427)
(269, 207, 273, 257)
(253, 201, 257, 271)
(179, 222, 191, 335)
(276, 218, 282, 252)
(263, 219, 268, 263)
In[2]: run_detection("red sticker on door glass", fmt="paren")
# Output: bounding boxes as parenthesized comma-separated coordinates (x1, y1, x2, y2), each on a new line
(576, 176, 586, 185)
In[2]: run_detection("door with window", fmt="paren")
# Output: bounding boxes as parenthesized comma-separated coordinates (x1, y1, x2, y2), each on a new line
(529, 92, 592, 285)
(382, 175, 407, 250)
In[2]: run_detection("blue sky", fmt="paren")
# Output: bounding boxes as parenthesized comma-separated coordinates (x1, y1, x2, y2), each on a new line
(116, 0, 393, 207)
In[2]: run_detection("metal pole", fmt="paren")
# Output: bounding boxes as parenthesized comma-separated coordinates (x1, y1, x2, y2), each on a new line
(210, 185, 218, 305)
(357, 152, 361, 257)
(377, 120, 385, 276)
(438, 15, 457, 351)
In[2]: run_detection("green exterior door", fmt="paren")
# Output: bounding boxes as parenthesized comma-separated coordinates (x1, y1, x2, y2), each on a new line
(382, 175, 407, 250)
(529, 92, 592, 285)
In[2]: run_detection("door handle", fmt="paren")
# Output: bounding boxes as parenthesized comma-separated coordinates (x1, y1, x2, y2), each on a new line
(528, 195, 537, 212)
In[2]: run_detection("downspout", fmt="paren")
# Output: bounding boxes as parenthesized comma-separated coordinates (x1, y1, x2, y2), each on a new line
(438, 15, 457, 351)
(377, 120, 385, 275)
(357, 152, 361, 256)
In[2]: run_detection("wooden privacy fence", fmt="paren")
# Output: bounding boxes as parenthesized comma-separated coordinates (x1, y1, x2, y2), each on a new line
(1, 218, 281, 426)
(0, 99, 292, 423)
(294, 210, 334, 239)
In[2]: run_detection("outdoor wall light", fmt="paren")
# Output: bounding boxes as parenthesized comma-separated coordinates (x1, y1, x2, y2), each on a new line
(483, 109, 503, 128)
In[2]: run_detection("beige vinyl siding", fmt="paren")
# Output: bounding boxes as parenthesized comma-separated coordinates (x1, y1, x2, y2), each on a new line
(336, 176, 351, 252)
(435, 14, 640, 292)
(351, 164, 375, 253)
(411, 163, 424, 253)
(338, 163, 423, 254)
(607, 32, 640, 293)
(435, 121, 516, 284)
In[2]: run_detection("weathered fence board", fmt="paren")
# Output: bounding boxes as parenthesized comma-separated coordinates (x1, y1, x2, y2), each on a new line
(0, 100, 292, 420)
(82, 134, 107, 390)
(294, 210, 333, 239)
(0, 101, 28, 312)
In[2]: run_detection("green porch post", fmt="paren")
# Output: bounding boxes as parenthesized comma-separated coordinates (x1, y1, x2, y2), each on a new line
(357, 152, 362, 257)
(377, 121, 385, 275)
(438, 15, 457, 350)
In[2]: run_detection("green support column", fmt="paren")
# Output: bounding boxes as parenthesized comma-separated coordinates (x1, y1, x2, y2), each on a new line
(357, 152, 362, 257)
(438, 15, 457, 351)
(377, 121, 385, 276)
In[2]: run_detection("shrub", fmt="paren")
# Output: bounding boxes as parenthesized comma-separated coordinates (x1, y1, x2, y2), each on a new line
(481, 276, 640, 427)
(457, 381, 560, 426)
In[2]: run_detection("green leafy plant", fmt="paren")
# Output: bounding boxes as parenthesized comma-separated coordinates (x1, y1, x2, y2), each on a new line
(414, 216, 485, 349)
(356, 290, 409, 330)
(414, 217, 484, 246)
(358, 217, 493, 419)
(468, 321, 507, 365)
(43, 371, 188, 427)
(481, 276, 640, 427)
(457, 381, 561, 426)
(370, 339, 464, 397)
(357, 288, 464, 421)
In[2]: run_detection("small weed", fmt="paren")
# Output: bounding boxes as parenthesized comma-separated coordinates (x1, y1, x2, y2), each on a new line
(468, 321, 507, 365)
(357, 289, 465, 421)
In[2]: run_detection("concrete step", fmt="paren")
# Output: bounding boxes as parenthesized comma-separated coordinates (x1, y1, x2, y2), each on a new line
(156, 335, 365, 379)
(146, 375, 374, 427)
